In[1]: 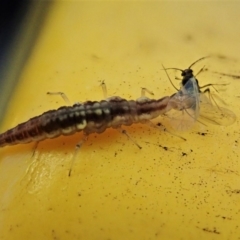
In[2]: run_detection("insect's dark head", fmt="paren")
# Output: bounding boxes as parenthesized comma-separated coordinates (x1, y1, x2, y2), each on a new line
(181, 68, 201, 91)
(162, 56, 208, 92)
(181, 69, 194, 86)
(181, 69, 193, 77)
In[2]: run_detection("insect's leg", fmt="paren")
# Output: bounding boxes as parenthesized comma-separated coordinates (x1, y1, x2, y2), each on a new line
(47, 91, 71, 105)
(117, 127, 142, 149)
(202, 87, 211, 95)
(200, 83, 229, 93)
(68, 133, 88, 177)
(202, 87, 221, 107)
(141, 88, 154, 97)
(202, 82, 230, 108)
(145, 120, 186, 141)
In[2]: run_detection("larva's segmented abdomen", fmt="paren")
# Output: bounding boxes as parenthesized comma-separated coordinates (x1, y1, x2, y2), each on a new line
(0, 96, 170, 147)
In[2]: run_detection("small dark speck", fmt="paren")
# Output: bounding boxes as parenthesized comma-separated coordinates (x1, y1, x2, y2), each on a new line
(216, 215, 232, 220)
(159, 144, 168, 151)
(226, 189, 240, 195)
(198, 132, 207, 136)
(184, 34, 194, 42)
(182, 152, 187, 157)
(202, 227, 220, 235)
(216, 54, 227, 59)
(91, 54, 100, 60)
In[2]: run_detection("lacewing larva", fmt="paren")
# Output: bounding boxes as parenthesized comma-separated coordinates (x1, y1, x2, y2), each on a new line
(0, 57, 236, 148)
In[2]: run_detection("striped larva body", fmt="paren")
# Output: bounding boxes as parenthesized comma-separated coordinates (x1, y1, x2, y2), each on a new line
(0, 95, 171, 147)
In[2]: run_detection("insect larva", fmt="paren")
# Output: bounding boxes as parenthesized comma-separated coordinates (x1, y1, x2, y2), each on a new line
(0, 95, 171, 147)
(0, 57, 236, 148)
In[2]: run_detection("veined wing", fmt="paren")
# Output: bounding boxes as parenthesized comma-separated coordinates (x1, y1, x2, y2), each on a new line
(198, 93, 236, 126)
(166, 77, 201, 131)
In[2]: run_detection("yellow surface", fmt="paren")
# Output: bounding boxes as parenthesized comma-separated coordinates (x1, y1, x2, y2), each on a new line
(1, 2, 240, 240)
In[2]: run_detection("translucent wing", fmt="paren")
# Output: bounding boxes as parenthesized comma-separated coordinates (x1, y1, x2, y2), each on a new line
(166, 105, 198, 131)
(198, 94, 236, 126)
(166, 78, 236, 130)
(166, 77, 200, 131)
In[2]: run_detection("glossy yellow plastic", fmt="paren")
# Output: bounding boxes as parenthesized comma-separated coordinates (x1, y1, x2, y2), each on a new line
(0, 2, 240, 240)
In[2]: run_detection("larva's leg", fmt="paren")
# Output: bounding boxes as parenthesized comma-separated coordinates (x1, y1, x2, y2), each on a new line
(117, 127, 142, 149)
(144, 120, 186, 141)
(68, 133, 89, 177)
(100, 81, 108, 98)
(47, 91, 71, 105)
(141, 87, 154, 97)
(31, 142, 39, 158)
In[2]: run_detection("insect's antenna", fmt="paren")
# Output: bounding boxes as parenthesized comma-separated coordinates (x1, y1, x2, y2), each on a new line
(162, 64, 178, 91)
(163, 67, 183, 72)
(188, 56, 209, 69)
(195, 65, 205, 77)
